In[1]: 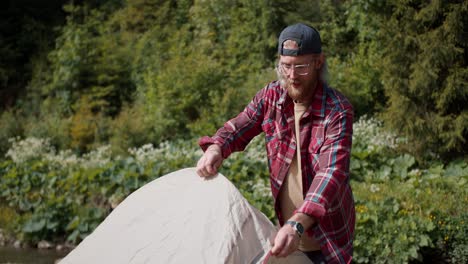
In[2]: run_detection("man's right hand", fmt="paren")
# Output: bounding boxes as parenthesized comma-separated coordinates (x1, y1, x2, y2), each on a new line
(196, 144, 223, 177)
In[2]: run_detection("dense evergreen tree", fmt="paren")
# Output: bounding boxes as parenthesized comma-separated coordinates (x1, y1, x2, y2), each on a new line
(377, 0, 467, 159)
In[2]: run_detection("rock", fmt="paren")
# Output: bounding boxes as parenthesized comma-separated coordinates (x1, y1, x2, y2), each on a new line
(56, 242, 75, 252)
(0, 230, 4, 246)
(13, 240, 21, 248)
(38, 240, 54, 249)
(109, 196, 122, 209)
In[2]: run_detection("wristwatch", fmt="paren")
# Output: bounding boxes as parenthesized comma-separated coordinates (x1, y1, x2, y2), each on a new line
(285, 220, 304, 238)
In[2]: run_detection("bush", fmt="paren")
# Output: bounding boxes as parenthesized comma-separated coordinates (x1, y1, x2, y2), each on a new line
(0, 110, 23, 154)
(108, 104, 154, 155)
(0, 117, 466, 263)
(351, 115, 411, 182)
(352, 169, 468, 263)
(0, 138, 201, 243)
(353, 196, 435, 263)
(21, 107, 72, 152)
(351, 116, 468, 262)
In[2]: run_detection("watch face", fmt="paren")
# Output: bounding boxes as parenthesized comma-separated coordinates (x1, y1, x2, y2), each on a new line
(296, 222, 304, 234)
(286, 220, 304, 236)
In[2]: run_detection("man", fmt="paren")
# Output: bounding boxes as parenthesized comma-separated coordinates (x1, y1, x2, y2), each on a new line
(196, 23, 355, 264)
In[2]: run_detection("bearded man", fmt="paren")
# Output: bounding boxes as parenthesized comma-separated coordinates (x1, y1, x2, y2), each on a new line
(196, 23, 355, 264)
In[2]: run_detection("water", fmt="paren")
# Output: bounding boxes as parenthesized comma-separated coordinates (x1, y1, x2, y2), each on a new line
(0, 246, 68, 264)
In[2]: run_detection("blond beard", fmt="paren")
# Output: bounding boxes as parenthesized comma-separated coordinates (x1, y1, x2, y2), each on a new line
(286, 83, 303, 101)
(278, 72, 314, 102)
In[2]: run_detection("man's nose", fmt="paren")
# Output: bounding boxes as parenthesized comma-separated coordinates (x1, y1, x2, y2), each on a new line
(288, 68, 298, 79)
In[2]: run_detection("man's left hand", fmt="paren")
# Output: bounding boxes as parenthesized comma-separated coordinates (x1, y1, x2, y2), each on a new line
(270, 224, 300, 257)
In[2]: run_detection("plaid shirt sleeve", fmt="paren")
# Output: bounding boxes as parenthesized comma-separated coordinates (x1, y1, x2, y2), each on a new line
(199, 87, 266, 157)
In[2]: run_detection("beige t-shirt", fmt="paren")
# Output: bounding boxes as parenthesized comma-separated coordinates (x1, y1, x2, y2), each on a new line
(278, 101, 321, 251)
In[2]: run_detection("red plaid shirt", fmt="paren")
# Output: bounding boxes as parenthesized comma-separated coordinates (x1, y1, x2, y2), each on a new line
(199, 81, 355, 263)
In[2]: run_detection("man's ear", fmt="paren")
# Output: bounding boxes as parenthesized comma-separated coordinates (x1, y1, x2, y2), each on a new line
(314, 53, 325, 69)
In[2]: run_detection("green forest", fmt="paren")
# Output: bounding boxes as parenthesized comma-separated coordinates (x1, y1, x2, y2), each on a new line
(0, 0, 467, 263)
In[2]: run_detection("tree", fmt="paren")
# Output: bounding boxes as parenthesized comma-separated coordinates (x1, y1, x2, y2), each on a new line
(378, 0, 467, 159)
(0, 0, 66, 111)
(316, 0, 387, 117)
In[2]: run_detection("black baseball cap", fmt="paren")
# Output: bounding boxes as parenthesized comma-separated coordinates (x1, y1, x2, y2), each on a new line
(278, 23, 322, 56)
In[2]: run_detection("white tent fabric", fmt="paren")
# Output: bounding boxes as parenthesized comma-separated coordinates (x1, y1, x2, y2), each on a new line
(61, 168, 312, 264)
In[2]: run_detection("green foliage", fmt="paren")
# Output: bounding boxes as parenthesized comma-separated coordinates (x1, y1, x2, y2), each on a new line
(429, 212, 468, 264)
(0, 202, 19, 235)
(146, 52, 225, 140)
(351, 116, 413, 182)
(0, 138, 202, 244)
(350, 115, 468, 262)
(0, 1, 467, 260)
(130, 0, 285, 142)
(353, 197, 435, 263)
(0, 135, 274, 243)
(46, 3, 135, 118)
(352, 169, 468, 263)
(377, 0, 468, 159)
(0, 0, 65, 111)
(0, 110, 23, 154)
(108, 103, 154, 155)
(70, 96, 107, 152)
(1, 0, 467, 161)
(22, 106, 72, 152)
(1, 125, 466, 263)
(313, 0, 387, 117)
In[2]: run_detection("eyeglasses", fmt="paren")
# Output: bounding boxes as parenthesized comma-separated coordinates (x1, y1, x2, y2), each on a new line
(278, 62, 312, 76)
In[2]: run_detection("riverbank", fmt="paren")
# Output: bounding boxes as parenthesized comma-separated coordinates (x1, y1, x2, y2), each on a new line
(0, 246, 68, 264)
(0, 228, 71, 264)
